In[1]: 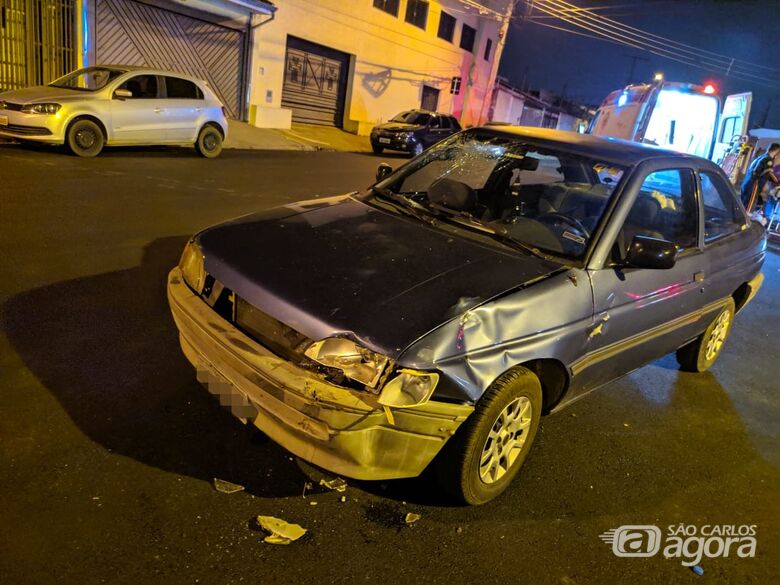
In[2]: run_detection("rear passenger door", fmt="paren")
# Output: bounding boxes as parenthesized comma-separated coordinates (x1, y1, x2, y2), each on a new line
(579, 166, 707, 390)
(162, 76, 206, 143)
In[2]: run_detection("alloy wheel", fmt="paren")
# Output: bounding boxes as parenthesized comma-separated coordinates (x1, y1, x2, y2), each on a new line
(705, 309, 731, 361)
(479, 396, 532, 484)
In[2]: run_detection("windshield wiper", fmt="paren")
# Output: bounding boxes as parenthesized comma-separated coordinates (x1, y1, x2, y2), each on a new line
(427, 206, 562, 263)
(488, 228, 562, 263)
(371, 187, 440, 227)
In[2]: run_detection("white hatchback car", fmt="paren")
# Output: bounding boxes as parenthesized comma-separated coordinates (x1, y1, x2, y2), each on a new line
(0, 66, 228, 158)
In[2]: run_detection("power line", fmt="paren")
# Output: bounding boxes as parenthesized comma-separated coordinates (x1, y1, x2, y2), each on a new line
(523, 0, 780, 88)
(530, 0, 780, 79)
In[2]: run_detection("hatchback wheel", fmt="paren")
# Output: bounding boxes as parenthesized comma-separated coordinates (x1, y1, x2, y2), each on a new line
(676, 297, 735, 372)
(195, 125, 223, 158)
(66, 119, 104, 157)
(371, 143, 384, 154)
(436, 367, 542, 505)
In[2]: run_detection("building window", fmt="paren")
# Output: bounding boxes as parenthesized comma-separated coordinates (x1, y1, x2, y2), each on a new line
(373, 0, 399, 17)
(460, 23, 476, 52)
(437, 11, 456, 42)
(483, 38, 493, 61)
(405, 0, 429, 30)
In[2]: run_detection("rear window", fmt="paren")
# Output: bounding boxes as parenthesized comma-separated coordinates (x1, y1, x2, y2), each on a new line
(165, 77, 203, 99)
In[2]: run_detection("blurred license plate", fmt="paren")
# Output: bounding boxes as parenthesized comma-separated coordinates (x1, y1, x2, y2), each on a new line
(196, 360, 258, 422)
(378, 137, 390, 144)
(0, 115, 8, 126)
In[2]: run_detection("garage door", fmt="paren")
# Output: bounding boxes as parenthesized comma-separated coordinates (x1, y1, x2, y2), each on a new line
(281, 36, 349, 127)
(95, 0, 246, 119)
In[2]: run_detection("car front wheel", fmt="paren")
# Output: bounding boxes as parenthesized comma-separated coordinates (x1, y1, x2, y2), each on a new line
(371, 142, 384, 154)
(676, 297, 735, 372)
(66, 119, 104, 157)
(195, 125, 223, 158)
(411, 142, 424, 157)
(436, 367, 542, 505)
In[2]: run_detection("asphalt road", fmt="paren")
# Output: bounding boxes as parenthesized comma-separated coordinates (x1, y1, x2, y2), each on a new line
(1, 143, 778, 585)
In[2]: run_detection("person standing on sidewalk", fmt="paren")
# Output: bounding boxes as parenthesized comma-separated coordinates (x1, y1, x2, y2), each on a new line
(740, 143, 780, 212)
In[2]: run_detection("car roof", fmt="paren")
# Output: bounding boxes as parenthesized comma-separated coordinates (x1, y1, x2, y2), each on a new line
(474, 125, 711, 167)
(96, 65, 208, 84)
(402, 109, 451, 116)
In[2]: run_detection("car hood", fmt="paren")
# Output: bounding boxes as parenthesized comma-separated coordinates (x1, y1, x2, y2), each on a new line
(196, 195, 562, 358)
(374, 122, 425, 132)
(0, 85, 95, 104)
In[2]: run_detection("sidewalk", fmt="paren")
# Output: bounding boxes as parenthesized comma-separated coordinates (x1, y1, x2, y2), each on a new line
(225, 120, 371, 153)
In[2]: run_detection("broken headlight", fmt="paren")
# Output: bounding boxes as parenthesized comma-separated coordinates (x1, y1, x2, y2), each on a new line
(179, 240, 206, 295)
(304, 338, 389, 388)
(378, 369, 439, 408)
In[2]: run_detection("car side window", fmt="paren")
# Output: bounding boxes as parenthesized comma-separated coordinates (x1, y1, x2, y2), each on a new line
(699, 171, 746, 242)
(618, 168, 698, 256)
(117, 75, 159, 99)
(439, 116, 451, 130)
(450, 117, 462, 131)
(429, 116, 441, 129)
(164, 76, 204, 100)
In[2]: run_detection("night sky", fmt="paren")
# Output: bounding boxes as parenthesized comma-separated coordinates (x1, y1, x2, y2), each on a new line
(499, 0, 780, 128)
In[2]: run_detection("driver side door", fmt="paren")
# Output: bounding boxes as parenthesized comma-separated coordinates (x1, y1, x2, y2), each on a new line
(110, 74, 169, 144)
(575, 166, 708, 391)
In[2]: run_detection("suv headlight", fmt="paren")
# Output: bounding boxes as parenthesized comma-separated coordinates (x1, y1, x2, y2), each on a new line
(21, 103, 61, 115)
(304, 338, 389, 388)
(179, 240, 206, 295)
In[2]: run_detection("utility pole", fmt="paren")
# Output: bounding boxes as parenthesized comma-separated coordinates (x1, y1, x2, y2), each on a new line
(477, 0, 517, 126)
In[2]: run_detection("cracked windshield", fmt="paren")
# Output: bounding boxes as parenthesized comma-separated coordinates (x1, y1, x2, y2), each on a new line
(375, 131, 625, 259)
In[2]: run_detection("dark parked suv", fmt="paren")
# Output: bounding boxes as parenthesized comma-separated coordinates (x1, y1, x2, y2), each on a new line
(168, 127, 765, 505)
(370, 109, 461, 156)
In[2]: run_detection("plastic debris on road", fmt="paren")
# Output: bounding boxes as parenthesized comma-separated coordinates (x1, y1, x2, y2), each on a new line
(404, 512, 421, 526)
(319, 477, 348, 492)
(691, 565, 704, 576)
(213, 478, 245, 494)
(257, 516, 307, 545)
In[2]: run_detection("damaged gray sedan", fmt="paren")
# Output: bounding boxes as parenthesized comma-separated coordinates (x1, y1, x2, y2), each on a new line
(167, 127, 765, 504)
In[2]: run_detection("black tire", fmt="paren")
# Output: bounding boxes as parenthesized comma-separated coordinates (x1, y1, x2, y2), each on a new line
(195, 125, 223, 158)
(435, 367, 542, 505)
(371, 142, 384, 154)
(66, 119, 104, 157)
(676, 297, 735, 372)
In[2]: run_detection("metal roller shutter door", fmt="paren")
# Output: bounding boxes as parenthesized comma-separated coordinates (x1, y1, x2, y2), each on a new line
(281, 36, 349, 127)
(95, 0, 246, 119)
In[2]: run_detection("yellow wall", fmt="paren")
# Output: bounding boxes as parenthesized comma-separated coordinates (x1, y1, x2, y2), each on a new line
(249, 0, 508, 133)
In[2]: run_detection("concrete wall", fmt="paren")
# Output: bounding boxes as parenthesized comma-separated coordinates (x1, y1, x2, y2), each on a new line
(248, 0, 508, 133)
(492, 86, 525, 125)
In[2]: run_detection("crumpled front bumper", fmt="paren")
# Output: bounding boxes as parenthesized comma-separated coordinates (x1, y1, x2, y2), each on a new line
(167, 268, 473, 480)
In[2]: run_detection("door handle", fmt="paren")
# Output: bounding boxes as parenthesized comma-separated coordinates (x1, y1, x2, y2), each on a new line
(694, 271, 705, 282)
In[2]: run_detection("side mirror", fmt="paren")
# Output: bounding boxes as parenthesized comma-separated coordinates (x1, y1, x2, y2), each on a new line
(113, 88, 132, 100)
(625, 235, 677, 269)
(375, 163, 393, 182)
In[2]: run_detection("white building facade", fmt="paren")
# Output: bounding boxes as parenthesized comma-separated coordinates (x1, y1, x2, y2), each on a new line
(249, 0, 513, 133)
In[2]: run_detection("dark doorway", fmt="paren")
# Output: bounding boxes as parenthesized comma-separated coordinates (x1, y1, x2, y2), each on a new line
(421, 85, 439, 111)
